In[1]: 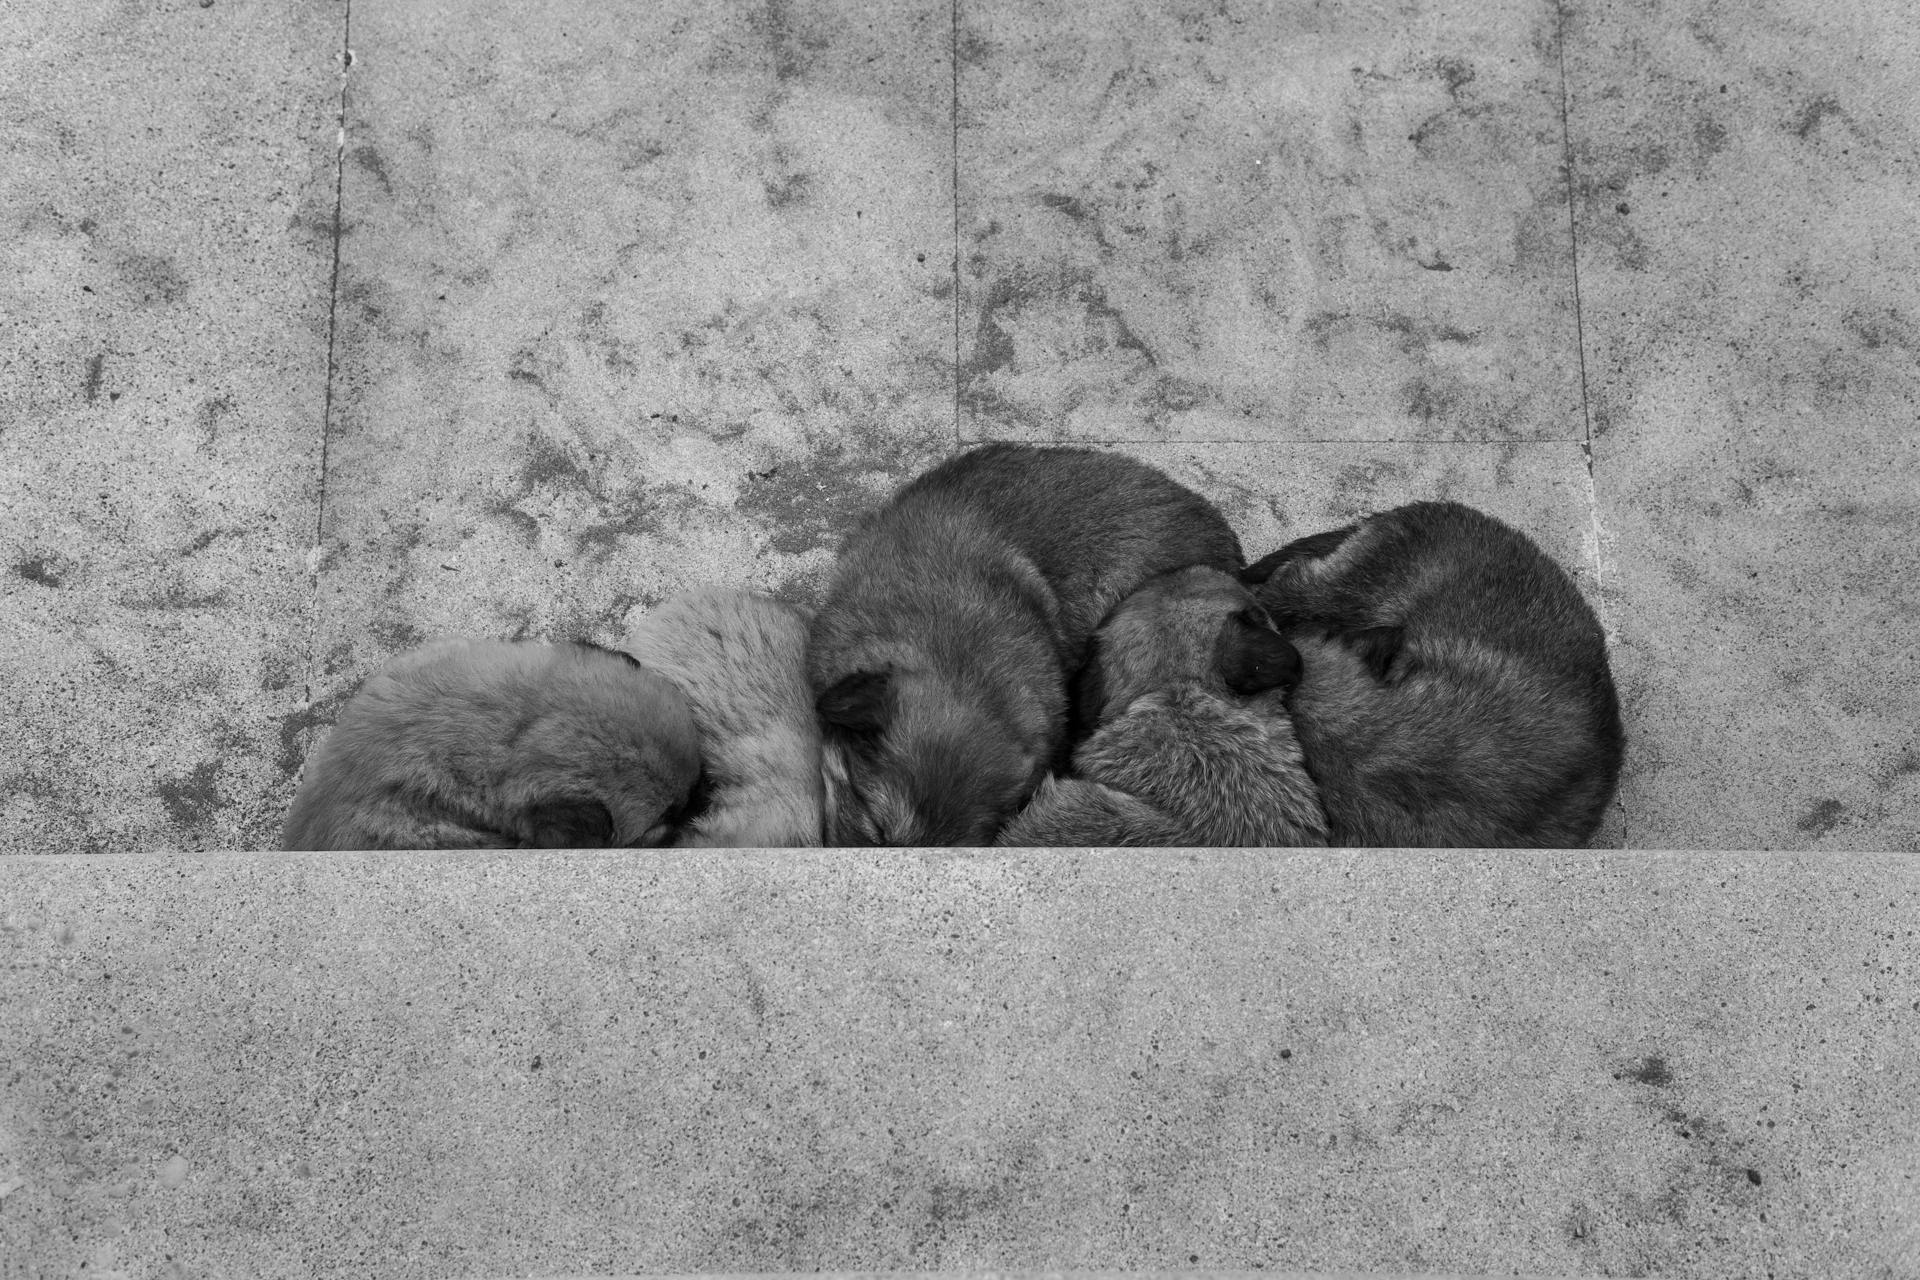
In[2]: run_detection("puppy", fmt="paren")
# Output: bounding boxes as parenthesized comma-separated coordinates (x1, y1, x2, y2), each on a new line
(622, 587, 824, 847)
(807, 443, 1243, 846)
(281, 639, 701, 851)
(1243, 500, 1625, 848)
(997, 566, 1329, 847)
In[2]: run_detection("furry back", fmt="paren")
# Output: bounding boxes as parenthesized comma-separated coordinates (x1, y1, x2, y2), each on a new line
(1244, 500, 1625, 848)
(997, 566, 1329, 847)
(808, 443, 1244, 846)
(281, 639, 701, 851)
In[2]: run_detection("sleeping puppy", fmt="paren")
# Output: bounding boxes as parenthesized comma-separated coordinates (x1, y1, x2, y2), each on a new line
(280, 638, 702, 851)
(807, 443, 1243, 846)
(996, 566, 1329, 847)
(622, 587, 824, 847)
(1243, 500, 1625, 848)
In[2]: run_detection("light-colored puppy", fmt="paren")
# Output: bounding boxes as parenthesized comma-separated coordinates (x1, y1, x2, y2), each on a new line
(281, 639, 701, 851)
(623, 587, 824, 847)
(998, 567, 1329, 847)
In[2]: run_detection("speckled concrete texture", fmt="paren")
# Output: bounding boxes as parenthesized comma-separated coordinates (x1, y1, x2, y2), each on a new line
(0, 2, 343, 852)
(313, 0, 954, 679)
(957, 0, 1582, 447)
(537, 1275, 1567, 1280)
(535, 1275, 1564, 1280)
(4, 850, 1917, 1275)
(0, 3, 1916, 859)
(1566, 0, 1920, 850)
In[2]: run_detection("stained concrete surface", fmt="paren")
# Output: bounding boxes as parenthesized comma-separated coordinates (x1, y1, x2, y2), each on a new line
(531, 1275, 1571, 1280)
(0, 2, 342, 853)
(533, 1275, 1578, 1280)
(4, 849, 1918, 1276)
(1567, 0, 1920, 850)
(4, 0, 1916, 853)
(957, 0, 1582, 447)
(2, 1, 1919, 1272)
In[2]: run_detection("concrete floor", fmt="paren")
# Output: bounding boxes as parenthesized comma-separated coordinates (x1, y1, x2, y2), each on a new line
(5, 849, 1918, 1276)
(2, 0, 1916, 853)
(4, 1, 1920, 1277)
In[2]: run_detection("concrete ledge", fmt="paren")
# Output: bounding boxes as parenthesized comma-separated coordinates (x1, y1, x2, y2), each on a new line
(3, 850, 1916, 1276)
(530, 1273, 1572, 1280)
(530, 1273, 1570, 1280)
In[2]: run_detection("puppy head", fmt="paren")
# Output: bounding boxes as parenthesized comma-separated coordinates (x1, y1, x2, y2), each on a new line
(1077, 566, 1302, 727)
(817, 669, 1044, 847)
(508, 645, 704, 847)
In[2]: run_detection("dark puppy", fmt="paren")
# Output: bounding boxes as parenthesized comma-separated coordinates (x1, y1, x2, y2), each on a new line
(997, 566, 1329, 847)
(281, 639, 702, 851)
(1244, 500, 1624, 848)
(623, 587, 824, 847)
(809, 443, 1242, 846)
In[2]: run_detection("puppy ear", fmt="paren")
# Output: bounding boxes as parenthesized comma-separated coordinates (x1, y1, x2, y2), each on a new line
(1217, 615, 1303, 695)
(817, 670, 893, 736)
(1239, 550, 1288, 586)
(521, 796, 616, 848)
(1239, 524, 1357, 585)
(1346, 624, 1405, 682)
(570, 639, 644, 670)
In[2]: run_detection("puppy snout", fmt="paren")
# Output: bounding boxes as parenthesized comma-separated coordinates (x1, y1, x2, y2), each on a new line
(1222, 621, 1304, 696)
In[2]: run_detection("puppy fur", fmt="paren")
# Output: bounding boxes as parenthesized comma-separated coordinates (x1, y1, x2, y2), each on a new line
(997, 566, 1329, 847)
(1243, 500, 1625, 848)
(280, 638, 702, 851)
(808, 443, 1244, 846)
(622, 587, 824, 847)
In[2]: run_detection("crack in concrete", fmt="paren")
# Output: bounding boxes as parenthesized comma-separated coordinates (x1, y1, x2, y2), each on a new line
(1554, 1, 1623, 846)
(1553, 0, 1596, 484)
(302, 1, 353, 720)
(949, 0, 962, 448)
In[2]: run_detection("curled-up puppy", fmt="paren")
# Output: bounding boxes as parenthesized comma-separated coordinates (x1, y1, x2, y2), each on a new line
(808, 442, 1243, 846)
(997, 566, 1329, 847)
(281, 639, 701, 851)
(622, 587, 824, 847)
(1243, 500, 1624, 848)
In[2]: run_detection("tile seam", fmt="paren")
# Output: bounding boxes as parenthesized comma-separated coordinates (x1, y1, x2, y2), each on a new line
(1555, 0, 1623, 845)
(1553, 0, 1596, 479)
(950, 0, 962, 449)
(1552, 4, 1611, 609)
(973, 438, 1593, 447)
(302, 0, 352, 714)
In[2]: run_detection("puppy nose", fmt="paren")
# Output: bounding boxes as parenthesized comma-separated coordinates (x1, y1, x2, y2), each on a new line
(1224, 624, 1303, 695)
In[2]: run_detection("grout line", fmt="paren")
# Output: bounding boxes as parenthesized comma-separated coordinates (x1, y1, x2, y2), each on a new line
(973, 438, 1596, 448)
(1552, 2, 1610, 600)
(1555, 0, 1624, 846)
(950, 0, 962, 449)
(303, 0, 352, 711)
(1553, 0, 1596, 481)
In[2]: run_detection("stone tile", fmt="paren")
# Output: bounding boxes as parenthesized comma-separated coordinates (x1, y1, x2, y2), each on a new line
(306, 0, 956, 759)
(1569, 0, 1920, 850)
(0, 3, 343, 853)
(1108, 439, 1624, 848)
(956, 0, 1583, 445)
(1107, 440, 1600, 591)
(4, 849, 1915, 1272)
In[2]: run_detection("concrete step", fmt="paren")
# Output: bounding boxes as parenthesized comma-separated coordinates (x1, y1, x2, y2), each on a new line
(520, 1274, 1569, 1280)
(2, 850, 1915, 1278)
